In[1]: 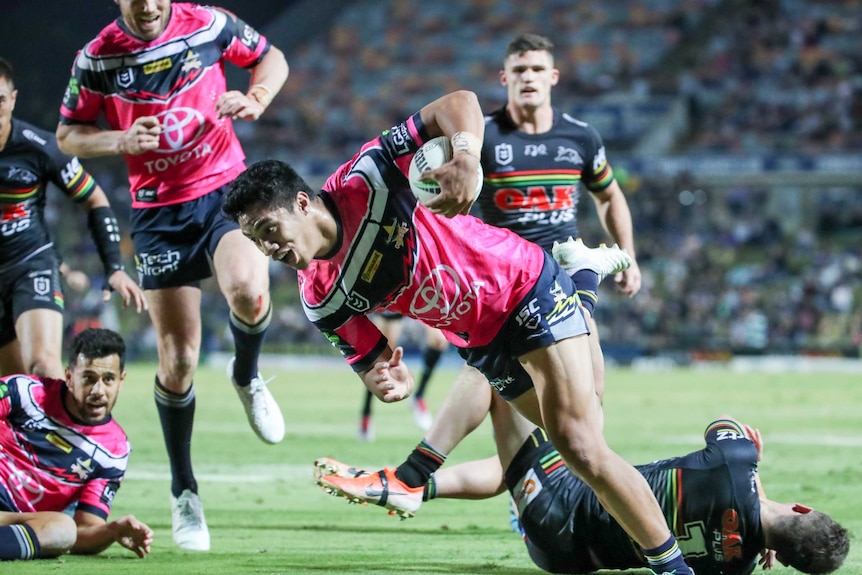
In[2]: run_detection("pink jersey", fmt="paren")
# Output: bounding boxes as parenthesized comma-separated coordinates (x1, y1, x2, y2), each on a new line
(59, 3, 270, 208)
(0, 375, 130, 518)
(301, 113, 547, 372)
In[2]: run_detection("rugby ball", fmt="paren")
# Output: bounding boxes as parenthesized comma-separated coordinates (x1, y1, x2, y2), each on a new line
(408, 136, 484, 205)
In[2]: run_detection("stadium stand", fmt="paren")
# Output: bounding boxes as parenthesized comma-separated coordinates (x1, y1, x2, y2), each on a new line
(28, 0, 861, 362)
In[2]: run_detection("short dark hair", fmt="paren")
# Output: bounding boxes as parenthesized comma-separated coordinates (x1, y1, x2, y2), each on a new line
(223, 159, 313, 223)
(68, 328, 126, 371)
(770, 510, 849, 574)
(505, 33, 555, 59)
(0, 57, 14, 88)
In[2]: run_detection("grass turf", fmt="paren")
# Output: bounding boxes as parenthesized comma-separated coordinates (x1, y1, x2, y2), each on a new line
(10, 360, 860, 574)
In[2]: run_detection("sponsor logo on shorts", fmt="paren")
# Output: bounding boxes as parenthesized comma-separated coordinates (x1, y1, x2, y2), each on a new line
(513, 467, 542, 516)
(135, 250, 181, 277)
(488, 374, 516, 394)
(545, 281, 579, 325)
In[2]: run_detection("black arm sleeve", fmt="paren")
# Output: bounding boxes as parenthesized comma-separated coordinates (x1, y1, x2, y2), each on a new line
(86, 206, 124, 278)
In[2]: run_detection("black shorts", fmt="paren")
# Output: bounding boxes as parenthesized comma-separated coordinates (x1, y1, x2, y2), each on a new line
(0, 253, 63, 347)
(0, 483, 18, 512)
(457, 252, 589, 400)
(130, 186, 238, 289)
(505, 428, 600, 574)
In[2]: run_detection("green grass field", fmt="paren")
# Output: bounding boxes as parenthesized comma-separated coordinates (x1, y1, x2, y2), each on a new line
(7, 359, 860, 574)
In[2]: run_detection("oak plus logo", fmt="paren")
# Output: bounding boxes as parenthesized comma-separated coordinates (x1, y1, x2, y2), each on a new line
(156, 107, 205, 152)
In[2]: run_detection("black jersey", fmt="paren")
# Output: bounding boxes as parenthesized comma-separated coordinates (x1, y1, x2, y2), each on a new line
(507, 420, 763, 575)
(476, 107, 615, 253)
(0, 118, 96, 272)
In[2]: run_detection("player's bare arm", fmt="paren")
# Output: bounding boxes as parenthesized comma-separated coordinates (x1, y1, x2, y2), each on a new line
(72, 510, 153, 558)
(56, 116, 161, 158)
(417, 90, 485, 216)
(216, 42, 288, 121)
(590, 181, 641, 296)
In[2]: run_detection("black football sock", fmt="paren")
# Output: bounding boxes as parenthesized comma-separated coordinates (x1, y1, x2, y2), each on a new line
(394, 440, 447, 488)
(229, 303, 272, 387)
(0, 525, 41, 559)
(154, 376, 197, 497)
(572, 269, 599, 315)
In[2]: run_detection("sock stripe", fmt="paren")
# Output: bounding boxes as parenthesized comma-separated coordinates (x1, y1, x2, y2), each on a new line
(230, 303, 273, 334)
(577, 289, 598, 304)
(8, 524, 39, 559)
(416, 441, 447, 464)
(154, 382, 195, 407)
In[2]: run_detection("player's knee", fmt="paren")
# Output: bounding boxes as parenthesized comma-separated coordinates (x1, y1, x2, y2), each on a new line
(226, 283, 270, 321)
(159, 347, 198, 384)
(33, 512, 76, 557)
(546, 424, 608, 481)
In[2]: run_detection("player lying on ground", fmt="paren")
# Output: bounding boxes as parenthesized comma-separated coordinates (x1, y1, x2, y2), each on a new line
(316, 393, 848, 575)
(0, 328, 152, 560)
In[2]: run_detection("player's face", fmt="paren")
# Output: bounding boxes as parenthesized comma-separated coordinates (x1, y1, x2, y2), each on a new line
(115, 0, 172, 42)
(500, 50, 559, 112)
(0, 77, 17, 139)
(238, 194, 321, 270)
(64, 354, 125, 425)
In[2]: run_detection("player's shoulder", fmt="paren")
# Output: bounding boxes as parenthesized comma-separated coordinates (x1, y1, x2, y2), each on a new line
(0, 373, 44, 402)
(173, 2, 224, 25)
(11, 119, 55, 153)
(558, 110, 598, 133)
(703, 418, 758, 462)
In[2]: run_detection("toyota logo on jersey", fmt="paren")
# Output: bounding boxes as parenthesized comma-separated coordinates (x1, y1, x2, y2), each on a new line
(155, 107, 206, 152)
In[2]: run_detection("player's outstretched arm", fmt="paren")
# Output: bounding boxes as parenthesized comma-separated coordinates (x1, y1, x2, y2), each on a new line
(361, 346, 413, 403)
(72, 511, 153, 558)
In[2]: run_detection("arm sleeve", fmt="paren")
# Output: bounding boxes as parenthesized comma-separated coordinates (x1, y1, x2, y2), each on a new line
(87, 206, 125, 277)
(582, 124, 615, 192)
(216, 8, 270, 69)
(59, 51, 105, 124)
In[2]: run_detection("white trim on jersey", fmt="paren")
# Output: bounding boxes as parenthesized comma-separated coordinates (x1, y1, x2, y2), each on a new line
(74, 9, 227, 71)
(12, 376, 129, 474)
(302, 145, 411, 321)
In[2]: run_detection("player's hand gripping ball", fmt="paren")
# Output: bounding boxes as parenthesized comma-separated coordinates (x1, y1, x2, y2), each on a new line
(408, 136, 483, 205)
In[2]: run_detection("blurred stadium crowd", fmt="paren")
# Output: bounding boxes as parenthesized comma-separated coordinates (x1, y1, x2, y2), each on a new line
(43, 0, 861, 362)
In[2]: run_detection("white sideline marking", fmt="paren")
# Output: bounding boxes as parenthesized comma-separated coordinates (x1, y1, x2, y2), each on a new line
(125, 463, 313, 483)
